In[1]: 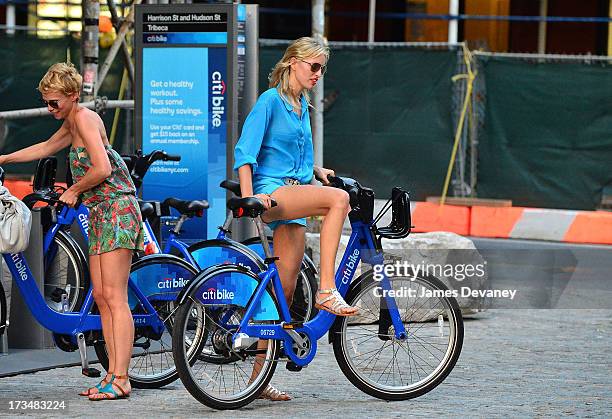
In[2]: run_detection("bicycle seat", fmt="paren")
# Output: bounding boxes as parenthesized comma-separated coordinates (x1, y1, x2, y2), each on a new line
(220, 179, 242, 197)
(137, 200, 157, 220)
(162, 197, 209, 217)
(227, 196, 268, 218)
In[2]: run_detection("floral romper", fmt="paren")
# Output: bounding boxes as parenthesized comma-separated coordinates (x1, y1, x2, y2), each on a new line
(69, 145, 145, 255)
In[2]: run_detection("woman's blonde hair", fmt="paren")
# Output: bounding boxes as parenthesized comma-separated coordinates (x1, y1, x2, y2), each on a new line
(268, 37, 329, 106)
(37, 62, 82, 96)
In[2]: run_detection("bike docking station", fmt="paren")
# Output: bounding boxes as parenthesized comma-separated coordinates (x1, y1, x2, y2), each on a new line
(135, 2, 260, 244)
(1, 209, 55, 354)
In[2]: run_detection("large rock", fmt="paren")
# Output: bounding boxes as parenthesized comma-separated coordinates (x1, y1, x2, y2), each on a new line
(306, 231, 488, 319)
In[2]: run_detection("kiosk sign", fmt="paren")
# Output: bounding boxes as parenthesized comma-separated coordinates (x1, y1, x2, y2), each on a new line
(135, 5, 237, 240)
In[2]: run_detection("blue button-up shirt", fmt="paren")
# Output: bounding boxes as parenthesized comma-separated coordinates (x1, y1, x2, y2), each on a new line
(233, 88, 314, 185)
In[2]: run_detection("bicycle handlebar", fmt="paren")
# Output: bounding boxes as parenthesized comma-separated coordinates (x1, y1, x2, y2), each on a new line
(22, 190, 81, 210)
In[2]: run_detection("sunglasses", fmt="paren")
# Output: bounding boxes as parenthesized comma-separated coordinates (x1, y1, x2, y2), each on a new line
(299, 59, 327, 75)
(41, 99, 60, 109)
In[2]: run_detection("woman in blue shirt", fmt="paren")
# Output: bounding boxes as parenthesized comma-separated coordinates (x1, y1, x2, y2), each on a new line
(234, 37, 358, 401)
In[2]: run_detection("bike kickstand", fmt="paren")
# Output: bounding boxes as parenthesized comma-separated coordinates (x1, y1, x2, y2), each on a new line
(77, 333, 101, 377)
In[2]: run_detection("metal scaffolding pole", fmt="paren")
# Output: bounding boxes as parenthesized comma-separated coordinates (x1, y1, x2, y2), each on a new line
(6, 3, 16, 35)
(311, 0, 325, 169)
(538, 0, 548, 54)
(106, 0, 135, 84)
(96, 0, 141, 97)
(81, 0, 100, 102)
(448, 0, 459, 44)
(0, 100, 134, 121)
(368, 0, 376, 45)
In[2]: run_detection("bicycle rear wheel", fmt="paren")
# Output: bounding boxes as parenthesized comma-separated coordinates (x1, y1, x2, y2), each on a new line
(172, 267, 280, 410)
(242, 236, 318, 322)
(95, 255, 199, 389)
(332, 273, 463, 400)
(44, 230, 89, 312)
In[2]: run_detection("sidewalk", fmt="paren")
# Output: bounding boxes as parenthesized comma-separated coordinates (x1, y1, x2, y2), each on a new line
(0, 309, 609, 417)
(0, 348, 98, 378)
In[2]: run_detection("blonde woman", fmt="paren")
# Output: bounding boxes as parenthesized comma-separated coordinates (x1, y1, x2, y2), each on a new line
(0, 63, 143, 401)
(234, 37, 358, 401)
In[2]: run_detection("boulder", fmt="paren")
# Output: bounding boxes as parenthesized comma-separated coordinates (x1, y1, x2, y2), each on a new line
(306, 231, 488, 319)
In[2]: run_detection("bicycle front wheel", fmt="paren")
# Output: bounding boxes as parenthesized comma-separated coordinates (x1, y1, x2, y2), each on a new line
(332, 273, 463, 400)
(44, 230, 89, 312)
(172, 267, 281, 410)
(94, 255, 199, 389)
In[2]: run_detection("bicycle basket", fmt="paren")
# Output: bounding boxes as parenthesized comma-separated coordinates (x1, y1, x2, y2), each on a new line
(33, 157, 57, 192)
(375, 187, 412, 239)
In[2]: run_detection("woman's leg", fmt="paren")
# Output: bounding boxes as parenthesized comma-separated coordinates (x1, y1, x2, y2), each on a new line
(273, 223, 305, 305)
(266, 185, 356, 316)
(249, 224, 304, 401)
(80, 255, 114, 395)
(89, 248, 134, 400)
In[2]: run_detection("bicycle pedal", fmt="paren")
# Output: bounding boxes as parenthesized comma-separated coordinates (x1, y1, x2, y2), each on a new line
(281, 321, 304, 330)
(82, 367, 102, 378)
(286, 361, 303, 372)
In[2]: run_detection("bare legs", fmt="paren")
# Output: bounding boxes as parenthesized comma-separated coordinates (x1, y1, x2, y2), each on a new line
(266, 185, 354, 296)
(250, 185, 355, 400)
(87, 248, 134, 400)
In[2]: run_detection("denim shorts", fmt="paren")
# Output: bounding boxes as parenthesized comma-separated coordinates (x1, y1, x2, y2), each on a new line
(252, 176, 307, 231)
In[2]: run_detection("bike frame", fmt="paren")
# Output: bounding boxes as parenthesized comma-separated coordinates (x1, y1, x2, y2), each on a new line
(44, 201, 197, 268)
(233, 219, 407, 367)
(2, 251, 165, 336)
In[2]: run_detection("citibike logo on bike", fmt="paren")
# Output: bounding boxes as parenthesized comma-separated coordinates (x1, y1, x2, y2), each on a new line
(10, 253, 28, 281)
(341, 248, 360, 285)
(78, 212, 88, 231)
(157, 277, 190, 290)
(201, 287, 234, 301)
(211, 71, 225, 128)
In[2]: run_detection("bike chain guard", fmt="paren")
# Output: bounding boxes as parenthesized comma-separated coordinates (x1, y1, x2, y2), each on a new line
(283, 325, 316, 367)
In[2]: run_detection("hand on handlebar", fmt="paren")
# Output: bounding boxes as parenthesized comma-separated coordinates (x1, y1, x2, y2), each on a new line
(251, 193, 277, 210)
(58, 187, 81, 208)
(314, 166, 335, 185)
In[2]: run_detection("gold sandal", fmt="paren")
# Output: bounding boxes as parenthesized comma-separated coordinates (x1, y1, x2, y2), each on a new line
(259, 384, 291, 401)
(315, 288, 359, 317)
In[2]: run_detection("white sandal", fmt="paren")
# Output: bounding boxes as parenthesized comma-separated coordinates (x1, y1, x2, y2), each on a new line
(259, 384, 291, 401)
(315, 288, 359, 317)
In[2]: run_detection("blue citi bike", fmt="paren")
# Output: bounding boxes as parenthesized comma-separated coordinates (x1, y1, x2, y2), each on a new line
(5, 151, 316, 385)
(0, 166, 203, 388)
(31, 151, 317, 326)
(171, 176, 464, 409)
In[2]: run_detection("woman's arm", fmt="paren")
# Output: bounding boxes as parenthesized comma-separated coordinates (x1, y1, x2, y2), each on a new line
(0, 124, 71, 164)
(238, 164, 254, 197)
(237, 164, 273, 209)
(59, 112, 111, 207)
(313, 165, 334, 185)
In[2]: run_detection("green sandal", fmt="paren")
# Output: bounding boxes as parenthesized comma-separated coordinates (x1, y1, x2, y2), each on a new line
(89, 374, 130, 401)
(79, 372, 113, 397)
